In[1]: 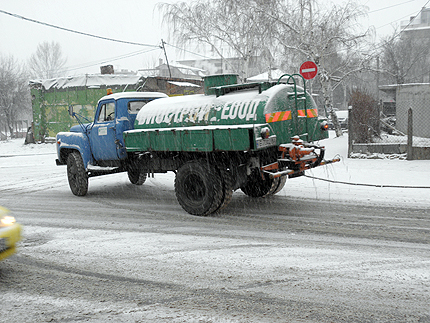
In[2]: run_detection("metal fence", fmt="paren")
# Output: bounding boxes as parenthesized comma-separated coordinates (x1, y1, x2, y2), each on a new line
(348, 99, 430, 159)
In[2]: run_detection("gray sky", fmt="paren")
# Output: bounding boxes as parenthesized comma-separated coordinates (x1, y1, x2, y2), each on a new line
(0, 0, 427, 76)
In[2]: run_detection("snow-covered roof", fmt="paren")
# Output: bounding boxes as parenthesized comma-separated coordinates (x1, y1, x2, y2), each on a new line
(170, 62, 206, 73)
(29, 74, 143, 91)
(247, 69, 288, 82)
(168, 81, 201, 87)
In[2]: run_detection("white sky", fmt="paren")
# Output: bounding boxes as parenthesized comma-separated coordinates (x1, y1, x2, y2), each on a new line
(0, 0, 428, 76)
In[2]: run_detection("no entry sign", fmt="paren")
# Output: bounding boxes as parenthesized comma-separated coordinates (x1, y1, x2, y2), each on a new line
(299, 61, 318, 80)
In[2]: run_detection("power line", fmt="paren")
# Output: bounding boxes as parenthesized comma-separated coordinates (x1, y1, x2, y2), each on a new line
(0, 9, 215, 70)
(61, 43, 211, 74)
(164, 42, 215, 59)
(398, 0, 430, 32)
(0, 9, 160, 48)
(368, 0, 416, 14)
(61, 48, 161, 73)
(361, 1, 430, 57)
(374, 0, 430, 33)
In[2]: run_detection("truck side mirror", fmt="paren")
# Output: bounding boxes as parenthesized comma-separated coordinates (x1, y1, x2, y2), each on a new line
(68, 105, 74, 116)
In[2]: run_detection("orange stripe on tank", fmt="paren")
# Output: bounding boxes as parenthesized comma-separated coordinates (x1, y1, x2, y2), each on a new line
(266, 111, 293, 122)
(307, 109, 318, 118)
(283, 111, 292, 120)
(276, 111, 286, 121)
(265, 113, 274, 123)
(273, 111, 282, 121)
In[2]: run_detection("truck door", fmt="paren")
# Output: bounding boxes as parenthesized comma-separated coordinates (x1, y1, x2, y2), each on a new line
(113, 99, 150, 160)
(89, 100, 120, 161)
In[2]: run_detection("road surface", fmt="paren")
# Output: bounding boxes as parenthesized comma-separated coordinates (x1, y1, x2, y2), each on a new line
(0, 150, 429, 322)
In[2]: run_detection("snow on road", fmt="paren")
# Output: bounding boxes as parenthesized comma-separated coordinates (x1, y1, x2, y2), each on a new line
(1, 131, 429, 208)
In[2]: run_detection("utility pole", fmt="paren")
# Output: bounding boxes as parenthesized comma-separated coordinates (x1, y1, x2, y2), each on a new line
(161, 39, 172, 79)
(376, 55, 380, 102)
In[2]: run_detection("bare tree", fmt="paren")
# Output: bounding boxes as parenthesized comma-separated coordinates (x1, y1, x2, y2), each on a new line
(269, 0, 371, 136)
(158, 0, 372, 137)
(28, 41, 67, 79)
(380, 32, 430, 84)
(0, 55, 31, 138)
(349, 89, 379, 143)
(157, 0, 277, 80)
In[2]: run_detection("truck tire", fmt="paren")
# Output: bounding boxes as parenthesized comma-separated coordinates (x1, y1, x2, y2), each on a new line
(240, 172, 277, 198)
(175, 160, 223, 216)
(128, 169, 147, 185)
(67, 151, 88, 196)
(217, 168, 234, 212)
(269, 176, 287, 195)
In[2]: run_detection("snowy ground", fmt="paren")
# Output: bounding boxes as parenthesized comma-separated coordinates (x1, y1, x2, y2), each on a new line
(2, 131, 428, 209)
(1, 132, 429, 322)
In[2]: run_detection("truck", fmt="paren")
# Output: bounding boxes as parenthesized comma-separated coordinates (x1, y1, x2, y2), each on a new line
(56, 74, 339, 216)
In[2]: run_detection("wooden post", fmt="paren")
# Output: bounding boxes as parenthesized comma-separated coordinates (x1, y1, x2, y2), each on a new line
(407, 108, 413, 160)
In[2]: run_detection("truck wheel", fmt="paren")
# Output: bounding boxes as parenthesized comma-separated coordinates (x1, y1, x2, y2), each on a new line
(217, 168, 234, 212)
(269, 176, 287, 195)
(240, 172, 277, 198)
(128, 169, 147, 185)
(67, 151, 88, 196)
(175, 160, 223, 216)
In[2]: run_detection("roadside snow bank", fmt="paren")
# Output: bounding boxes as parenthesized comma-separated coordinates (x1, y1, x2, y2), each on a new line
(284, 132, 430, 208)
(0, 139, 56, 156)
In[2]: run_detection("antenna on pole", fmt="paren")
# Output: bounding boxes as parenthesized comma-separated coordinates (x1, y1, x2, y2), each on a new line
(161, 39, 172, 79)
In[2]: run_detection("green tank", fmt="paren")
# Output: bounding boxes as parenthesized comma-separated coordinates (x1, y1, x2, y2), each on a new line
(126, 74, 327, 152)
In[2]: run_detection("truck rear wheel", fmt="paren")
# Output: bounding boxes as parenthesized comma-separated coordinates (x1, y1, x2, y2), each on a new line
(217, 168, 234, 212)
(128, 169, 147, 185)
(175, 160, 223, 216)
(240, 171, 278, 198)
(67, 151, 88, 196)
(269, 176, 287, 195)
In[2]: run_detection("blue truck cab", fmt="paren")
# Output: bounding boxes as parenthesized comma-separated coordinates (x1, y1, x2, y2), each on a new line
(56, 91, 168, 196)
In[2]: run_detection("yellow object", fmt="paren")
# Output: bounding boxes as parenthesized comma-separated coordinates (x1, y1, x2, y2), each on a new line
(0, 206, 22, 261)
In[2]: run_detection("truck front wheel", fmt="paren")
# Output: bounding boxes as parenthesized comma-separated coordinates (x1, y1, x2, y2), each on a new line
(67, 151, 88, 196)
(175, 160, 223, 216)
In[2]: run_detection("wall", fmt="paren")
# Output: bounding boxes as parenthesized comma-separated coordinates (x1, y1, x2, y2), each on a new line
(396, 83, 430, 138)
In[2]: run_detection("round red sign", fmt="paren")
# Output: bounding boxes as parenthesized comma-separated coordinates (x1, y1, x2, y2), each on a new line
(299, 61, 318, 80)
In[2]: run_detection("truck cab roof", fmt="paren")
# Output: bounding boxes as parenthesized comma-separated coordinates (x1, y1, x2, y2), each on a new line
(98, 91, 168, 103)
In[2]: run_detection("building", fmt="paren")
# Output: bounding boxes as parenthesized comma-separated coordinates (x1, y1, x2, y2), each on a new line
(139, 61, 206, 80)
(178, 56, 262, 81)
(379, 83, 430, 138)
(401, 7, 430, 35)
(29, 73, 203, 141)
(246, 69, 287, 82)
